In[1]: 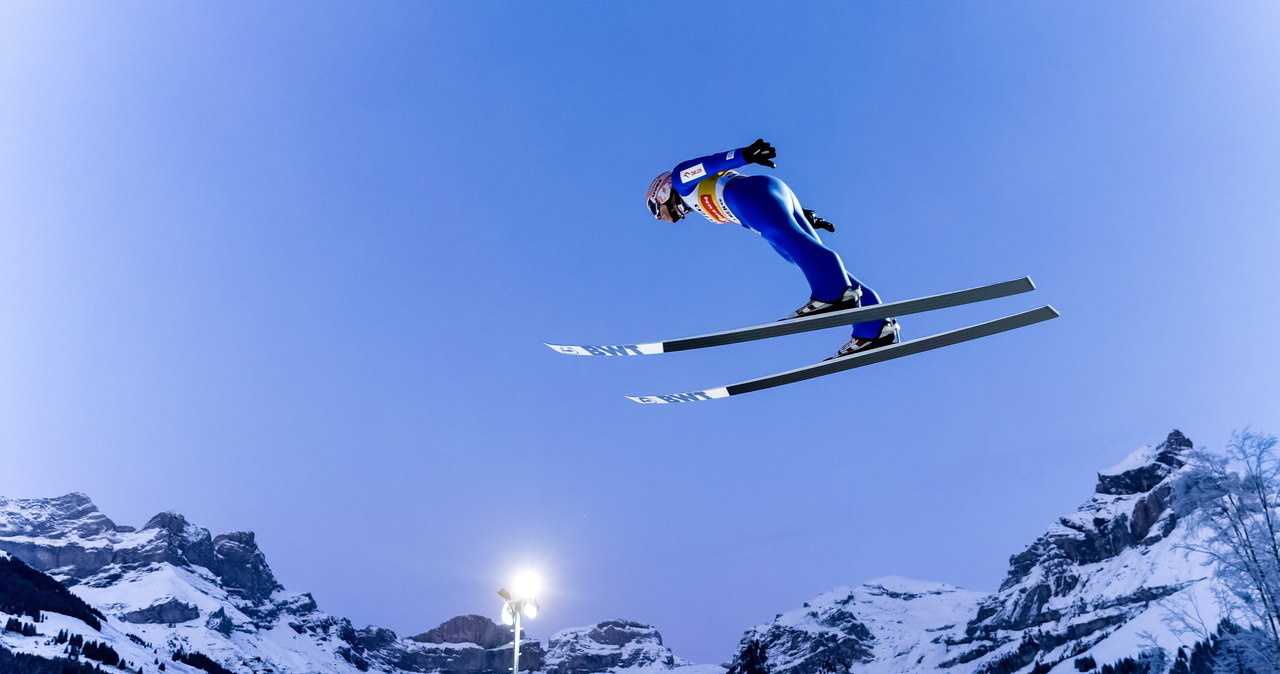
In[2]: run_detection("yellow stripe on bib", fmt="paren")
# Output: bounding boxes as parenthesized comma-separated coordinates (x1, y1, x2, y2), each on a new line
(694, 172, 740, 224)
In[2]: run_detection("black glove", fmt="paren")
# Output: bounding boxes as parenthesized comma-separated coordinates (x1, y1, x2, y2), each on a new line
(804, 209, 835, 233)
(743, 138, 776, 168)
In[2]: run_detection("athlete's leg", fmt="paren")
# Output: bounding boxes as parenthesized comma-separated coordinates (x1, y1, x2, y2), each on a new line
(728, 175, 889, 338)
(724, 175, 850, 302)
(846, 273, 889, 339)
(778, 184, 890, 338)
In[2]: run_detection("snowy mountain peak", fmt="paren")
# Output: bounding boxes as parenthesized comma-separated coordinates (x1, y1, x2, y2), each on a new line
(1096, 429, 1191, 496)
(730, 578, 983, 674)
(410, 614, 510, 649)
(0, 493, 126, 540)
(545, 620, 684, 674)
(0, 494, 711, 674)
(729, 430, 1223, 674)
(141, 510, 195, 534)
(0, 495, 284, 610)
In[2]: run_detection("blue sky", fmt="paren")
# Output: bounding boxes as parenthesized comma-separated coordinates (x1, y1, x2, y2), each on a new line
(3, 2, 1280, 664)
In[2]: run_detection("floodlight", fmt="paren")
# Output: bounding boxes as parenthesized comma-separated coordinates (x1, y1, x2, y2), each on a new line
(522, 599, 539, 620)
(513, 572, 542, 600)
(500, 602, 515, 626)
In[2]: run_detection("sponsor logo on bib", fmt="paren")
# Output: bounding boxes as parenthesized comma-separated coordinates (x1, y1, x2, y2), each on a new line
(700, 193, 730, 223)
(680, 164, 707, 183)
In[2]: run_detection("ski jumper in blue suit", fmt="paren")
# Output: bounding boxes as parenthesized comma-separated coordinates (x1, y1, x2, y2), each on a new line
(671, 148, 886, 339)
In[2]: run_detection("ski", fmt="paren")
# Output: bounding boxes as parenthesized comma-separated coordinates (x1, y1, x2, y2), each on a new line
(546, 276, 1036, 356)
(624, 305, 1059, 403)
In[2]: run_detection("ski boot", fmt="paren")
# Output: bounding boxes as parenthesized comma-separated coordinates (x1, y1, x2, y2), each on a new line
(783, 286, 861, 320)
(832, 319, 900, 358)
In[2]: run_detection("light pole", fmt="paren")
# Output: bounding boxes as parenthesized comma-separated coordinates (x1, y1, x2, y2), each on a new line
(498, 576, 540, 674)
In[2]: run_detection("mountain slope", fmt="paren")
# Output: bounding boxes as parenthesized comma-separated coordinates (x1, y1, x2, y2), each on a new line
(728, 431, 1224, 674)
(1, 430, 1236, 674)
(0, 496, 704, 674)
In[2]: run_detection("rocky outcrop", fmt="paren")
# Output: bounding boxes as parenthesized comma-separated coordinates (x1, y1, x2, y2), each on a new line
(728, 579, 981, 674)
(210, 531, 282, 603)
(0, 493, 124, 540)
(738, 610, 874, 674)
(136, 511, 217, 571)
(729, 431, 1223, 674)
(1096, 430, 1190, 496)
(545, 620, 683, 674)
(121, 598, 201, 624)
(0, 498, 283, 612)
(388, 615, 543, 673)
(412, 614, 511, 649)
(965, 430, 1193, 641)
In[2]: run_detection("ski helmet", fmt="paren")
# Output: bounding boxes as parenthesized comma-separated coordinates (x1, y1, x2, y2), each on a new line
(645, 171, 684, 222)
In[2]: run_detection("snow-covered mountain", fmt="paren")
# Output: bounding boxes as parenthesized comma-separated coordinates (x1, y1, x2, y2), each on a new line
(0, 430, 1236, 674)
(543, 620, 689, 674)
(726, 430, 1222, 674)
(0, 494, 695, 674)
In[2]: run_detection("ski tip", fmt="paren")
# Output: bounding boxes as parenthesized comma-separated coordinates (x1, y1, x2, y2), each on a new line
(543, 342, 663, 356)
(543, 342, 588, 355)
(625, 388, 731, 404)
(1024, 275, 1037, 290)
(542, 340, 578, 355)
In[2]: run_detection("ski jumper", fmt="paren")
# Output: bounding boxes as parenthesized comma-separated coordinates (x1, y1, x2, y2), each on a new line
(671, 148, 886, 339)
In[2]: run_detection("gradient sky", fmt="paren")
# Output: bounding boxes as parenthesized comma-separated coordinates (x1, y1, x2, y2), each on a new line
(3, 2, 1280, 665)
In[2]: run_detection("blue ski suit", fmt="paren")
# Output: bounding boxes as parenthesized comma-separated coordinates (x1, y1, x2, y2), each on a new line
(671, 147, 886, 339)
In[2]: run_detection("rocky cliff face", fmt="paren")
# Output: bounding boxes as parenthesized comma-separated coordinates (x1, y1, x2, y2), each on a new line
(947, 430, 1197, 672)
(729, 578, 984, 674)
(728, 431, 1223, 674)
(0, 496, 283, 609)
(544, 620, 685, 674)
(0, 495, 696, 674)
(379, 614, 546, 674)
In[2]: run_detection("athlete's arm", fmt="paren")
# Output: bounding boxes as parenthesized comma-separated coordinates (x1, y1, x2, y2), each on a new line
(671, 148, 748, 196)
(671, 139, 777, 196)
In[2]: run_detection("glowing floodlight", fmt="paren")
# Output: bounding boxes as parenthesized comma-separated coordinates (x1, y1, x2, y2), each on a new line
(512, 572, 542, 601)
(522, 598, 540, 620)
(500, 601, 515, 626)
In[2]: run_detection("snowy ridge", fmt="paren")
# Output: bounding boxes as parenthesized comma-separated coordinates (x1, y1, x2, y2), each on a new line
(736, 577, 985, 674)
(0, 430, 1239, 674)
(0, 496, 705, 674)
(544, 619, 688, 674)
(1098, 445, 1158, 477)
(728, 431, 1227, 674)
(0, 493, 125, 541)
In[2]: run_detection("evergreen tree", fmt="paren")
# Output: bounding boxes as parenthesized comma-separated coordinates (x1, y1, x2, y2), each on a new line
(1169, 647, 1190, 674)
(0, 644, 105, 674)
(0, 557, 103, 630)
